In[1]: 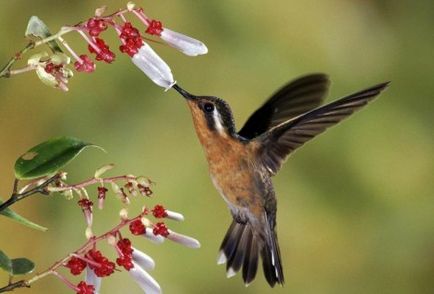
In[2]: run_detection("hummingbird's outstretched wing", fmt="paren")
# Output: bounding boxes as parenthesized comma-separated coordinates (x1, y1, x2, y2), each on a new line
(238, 74, 330, 139)
(257, 82, 390, 175)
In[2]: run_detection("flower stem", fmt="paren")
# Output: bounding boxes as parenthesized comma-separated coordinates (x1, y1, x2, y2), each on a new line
(131, 9, 150, 26)
(9, 65, 37, 76)
(0, 42, 34, 78)
(47, 175, 136, 193)
(57, 36, 82, 63)
(52, 271, 76, 291)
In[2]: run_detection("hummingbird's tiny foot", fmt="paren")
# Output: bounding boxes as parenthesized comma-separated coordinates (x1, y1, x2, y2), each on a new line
(226, 267, 237, 278)
(217, 251, 227, 265)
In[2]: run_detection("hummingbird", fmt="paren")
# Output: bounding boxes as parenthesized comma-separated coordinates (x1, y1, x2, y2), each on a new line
(172, 74, 389, 287)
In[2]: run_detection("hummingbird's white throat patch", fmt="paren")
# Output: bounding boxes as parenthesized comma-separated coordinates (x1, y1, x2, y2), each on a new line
(212, 109, 226, 134)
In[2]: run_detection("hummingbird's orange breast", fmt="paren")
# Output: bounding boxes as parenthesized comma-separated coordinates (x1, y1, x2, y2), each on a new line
(200, 132, 265, 217)
(187, 100, 267, 217)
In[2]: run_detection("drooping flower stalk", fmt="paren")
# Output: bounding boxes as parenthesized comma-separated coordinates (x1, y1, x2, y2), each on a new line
(0, 2, 208, 92)
(1, 166, 200, 294)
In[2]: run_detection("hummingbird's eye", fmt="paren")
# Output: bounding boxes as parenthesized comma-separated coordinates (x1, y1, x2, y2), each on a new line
(203, 103, 215, 113)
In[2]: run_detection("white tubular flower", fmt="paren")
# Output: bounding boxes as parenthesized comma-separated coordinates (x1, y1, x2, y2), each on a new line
(165, 210, 184, 221)
(131, 43, 175, 90)
(132, 247, 155, 270)
(143, 227, 165, 244)
(160, 28, 208, 57)
(85, 267, 101, 294)
(166, 230, 201, 249)
(129, 261, 161, 294)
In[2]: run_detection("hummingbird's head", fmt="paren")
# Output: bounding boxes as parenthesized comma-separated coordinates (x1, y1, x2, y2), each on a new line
(173, 84, 237, 139)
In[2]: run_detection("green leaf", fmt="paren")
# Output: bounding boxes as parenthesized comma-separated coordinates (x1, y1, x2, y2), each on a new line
(0, 200, 47, 231)
(14, 136, 102, 180)
(25, 16, 63, 53)
(0, 251, 12, 274)
(11, 258, 35, 275)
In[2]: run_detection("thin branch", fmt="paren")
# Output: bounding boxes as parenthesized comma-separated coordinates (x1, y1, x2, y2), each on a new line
(0, 280, 29, 293)
(47, 175, 136, 193)
(0, 7, 147, 79)
(0, 174, 60, 212)
(0, 214, 144, 293)
(0, 42, 34, 78)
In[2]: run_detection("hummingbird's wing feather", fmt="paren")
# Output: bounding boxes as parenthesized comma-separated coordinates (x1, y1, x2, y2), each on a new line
(238, 74, 330, 139)
(257, 82, 390, 175)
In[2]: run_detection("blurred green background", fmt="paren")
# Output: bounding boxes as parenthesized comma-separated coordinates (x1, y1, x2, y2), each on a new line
(0, 1, 433, 293)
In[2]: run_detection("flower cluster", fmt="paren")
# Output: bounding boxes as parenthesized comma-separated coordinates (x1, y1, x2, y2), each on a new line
(74, 55, 95, 73)
(8, 2, 207, 91)
(88, 38, 116, 63)
(86, 18, 108, 37)
(46, 166, 200, 294)
(145, 20, 163, 36)
(129, 219, 145, 235)
(116, 238, 134, 270)
(86, 249, 116, 277)
(66, 257, 87, 275)
(76, 281, 95, 294)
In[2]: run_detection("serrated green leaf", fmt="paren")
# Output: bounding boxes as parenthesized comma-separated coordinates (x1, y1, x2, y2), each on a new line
(14, 136, 103, 180)
(11, 258, 35, 275)
(25, 16, 63, 53)
(0, 251, 12, 274)
(0, 200, 47, 231)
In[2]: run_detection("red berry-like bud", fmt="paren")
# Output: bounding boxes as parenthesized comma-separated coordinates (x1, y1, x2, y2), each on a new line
(88, 38, 116, 63)
(44, 62, 55, 73)
(153, 222, 169, 237)
(116, 256, 134, 271)
(117, 238, 133, 256)
(145, 20, 163, 36)
(97, 186, 108, 199)
(78, 199, 93, 209)
(66, 256, 87, 275)
(152, 205, 168, 218)
(129, 219, 145, 235)
(74, 55, 95, 73)
(76, 281, 95, 294)
(85, 249, 115, 277)
(86, 18, 108, 37)
(119, 22, 143, 57)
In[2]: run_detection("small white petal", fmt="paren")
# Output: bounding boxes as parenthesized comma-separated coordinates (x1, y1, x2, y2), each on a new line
(142, 227, 165, 244)
(165, 210, 184, 221)
(119, 208, 129, 220)
(160, 29, 208, 56)
(129, 262, 161, 294)
(127, 2, 136, 11)
(132, 247, 155, 270)
(132, 43, 175, 89)
(86, 267, 102, 294)
(217, 251, 227, 265)
(166, 230, 201, 249)
(85, 227, 94, 240)
(94, 163, 114, 178)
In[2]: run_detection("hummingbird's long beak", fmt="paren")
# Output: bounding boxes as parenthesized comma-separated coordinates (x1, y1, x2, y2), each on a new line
(172, 84, 197, 100)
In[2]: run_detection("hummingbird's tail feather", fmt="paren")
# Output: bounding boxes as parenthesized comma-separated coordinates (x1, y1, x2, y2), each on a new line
(217, 220, 284, 287)
(262, 215, 284, 287)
